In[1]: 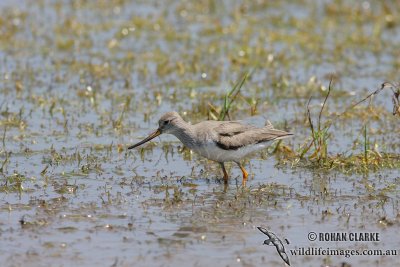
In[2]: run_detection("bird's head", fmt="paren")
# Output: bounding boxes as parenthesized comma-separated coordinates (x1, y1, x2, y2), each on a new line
(157, 111, 182, 134)
(128, 111, 183, 149)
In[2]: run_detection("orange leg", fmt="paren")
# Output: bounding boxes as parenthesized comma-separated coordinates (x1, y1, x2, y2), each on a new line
(219, 163, 229, 184)
(237, 163, 248, 186)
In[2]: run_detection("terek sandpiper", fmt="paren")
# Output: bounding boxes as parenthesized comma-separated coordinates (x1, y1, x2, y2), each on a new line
(128, 111, 293, 185)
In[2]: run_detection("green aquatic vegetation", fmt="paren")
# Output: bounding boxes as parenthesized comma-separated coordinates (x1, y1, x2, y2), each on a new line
(298, 79, 333, 163)
(0, 152, 10, 173)
(0, 172, 28, 194)
(207, 72, 250, 121)
(113, 95, 132, 130)
(279, 80, 400, 174)
(363, 124, 369, 164)
(218, 72, 249, 121)
(19, 215, 48, 229)
(54, 182, 78, 195)
(163, 186, 184, 206)
(0, 108, 26, 129)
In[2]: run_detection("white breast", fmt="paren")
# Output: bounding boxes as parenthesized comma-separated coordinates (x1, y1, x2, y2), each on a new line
(192, 141, 270, 163)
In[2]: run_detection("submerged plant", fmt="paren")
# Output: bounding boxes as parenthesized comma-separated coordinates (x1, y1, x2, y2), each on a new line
(0, 172, 26, 194)
(291, 79, 400, 173)
(218, 72, 249, 121)
(299, 78, 333, 163)
(363, 124, 369, 165)
(208, 72, 250, 121)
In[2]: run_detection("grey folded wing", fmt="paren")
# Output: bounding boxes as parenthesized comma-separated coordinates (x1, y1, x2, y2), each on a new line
(213, 121, 292, 150)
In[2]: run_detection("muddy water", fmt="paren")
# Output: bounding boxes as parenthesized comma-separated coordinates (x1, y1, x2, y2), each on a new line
(0, 1, 399, 266)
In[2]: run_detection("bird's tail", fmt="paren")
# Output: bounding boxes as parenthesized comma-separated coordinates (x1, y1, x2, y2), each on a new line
(264, 121, 294, 140)
(274, 132, 294, 140)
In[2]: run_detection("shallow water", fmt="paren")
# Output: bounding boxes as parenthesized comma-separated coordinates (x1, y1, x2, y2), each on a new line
(1, 1, 399, 266)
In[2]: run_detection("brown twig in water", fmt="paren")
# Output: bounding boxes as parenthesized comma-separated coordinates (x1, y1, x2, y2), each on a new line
(337, 82, 400, 119)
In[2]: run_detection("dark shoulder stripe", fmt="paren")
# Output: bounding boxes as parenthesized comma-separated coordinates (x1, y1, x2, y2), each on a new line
(219, 131, 244, 137)
(215, 141, 242, 151)
(215, 138, 274, 151)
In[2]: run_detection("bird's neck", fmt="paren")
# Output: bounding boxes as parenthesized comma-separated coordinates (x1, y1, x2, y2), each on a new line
(171, 121, 196, 149)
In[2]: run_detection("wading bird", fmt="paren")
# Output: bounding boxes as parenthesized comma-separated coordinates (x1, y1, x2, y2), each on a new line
(128, 112, 292, 185)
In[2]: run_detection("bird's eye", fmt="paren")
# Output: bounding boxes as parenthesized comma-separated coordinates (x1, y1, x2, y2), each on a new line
(164, 120, 170, 125)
